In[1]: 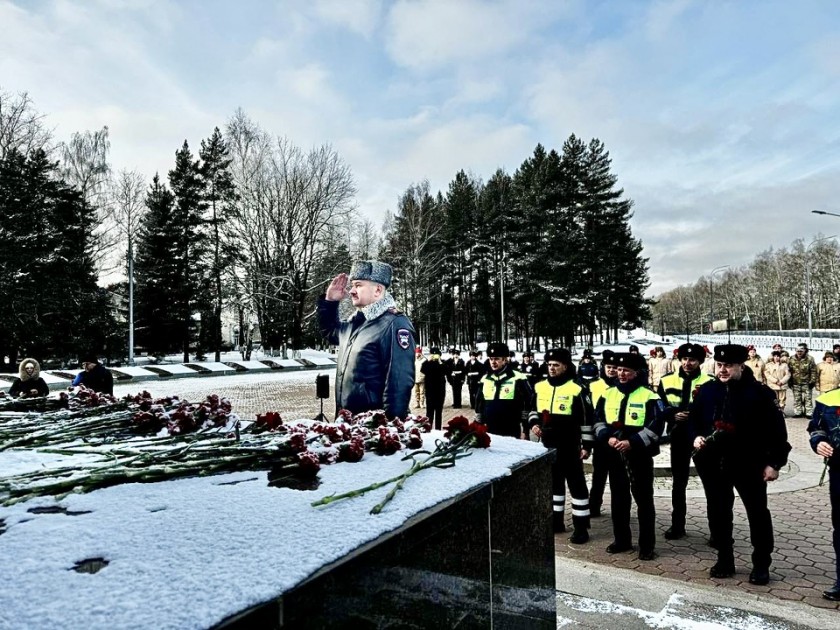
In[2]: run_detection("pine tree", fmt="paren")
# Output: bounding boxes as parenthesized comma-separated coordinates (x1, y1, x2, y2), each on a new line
(168, 141, 210, 361)
(134, 175, 182, 357)
(199, 127, 237, 361)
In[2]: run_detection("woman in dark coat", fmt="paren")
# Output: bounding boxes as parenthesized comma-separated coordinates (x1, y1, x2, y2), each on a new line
(9, 358, 50, 398)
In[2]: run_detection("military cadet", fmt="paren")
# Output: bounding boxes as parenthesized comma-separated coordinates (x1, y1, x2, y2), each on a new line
(413, 347, 426, 410)
(465, 350, 486, 410)
(657, 343, 713, 540)
(808, 388, 840, 600)
(593, 352, 666, 560)
(529, 348, 593, 542)
(689, 344, 791, 585)
(789, 343, 817, 418)
(444, 348, 467, 409)
(420, 348, 447, 430)
(520, 351, 541, 383)
(576, 349, 600, 385)
(475, 342, 533, 438)
(588, 349, 617, 517)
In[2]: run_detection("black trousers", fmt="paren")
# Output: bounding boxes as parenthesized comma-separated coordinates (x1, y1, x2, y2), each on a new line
(605, 447, 656, 553)
(589, 443, 609, 510)
(450, 376, 464, 408)
(669, 426, 693, 531)
(695, 454, 774, 570)
(467, 380, 480, 409)
(549, 445, 590, 532)
(831, 468, 840, 584)
(426, 390, 445, 431)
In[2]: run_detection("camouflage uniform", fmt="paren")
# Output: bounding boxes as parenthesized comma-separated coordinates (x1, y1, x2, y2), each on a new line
(788, 352, 816, 417)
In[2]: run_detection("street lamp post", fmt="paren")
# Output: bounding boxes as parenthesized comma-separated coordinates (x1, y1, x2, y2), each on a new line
(805, 234, 837, 347)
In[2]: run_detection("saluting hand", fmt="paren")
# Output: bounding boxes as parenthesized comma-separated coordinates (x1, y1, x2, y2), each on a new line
(326, 273, 348, 301)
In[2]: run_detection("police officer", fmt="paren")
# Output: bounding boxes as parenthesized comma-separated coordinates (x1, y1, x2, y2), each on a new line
(576, 349, 600, 385)
(789, 342, 817, 417)
(588, 349, 617, 517)
(689, 344, 791, 585)
(529, 348, 593, 542)
(593, 352, 665, 560)
(444, 348, 467, 409)
(421, 347, 447, 430)
(475, 342, 532, 438)
(657, 343, 713, 540)
(808, 388, 840, 600)
(465, 350, 486, 410)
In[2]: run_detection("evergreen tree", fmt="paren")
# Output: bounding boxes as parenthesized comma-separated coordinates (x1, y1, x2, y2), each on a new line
(168, 141, 210, 361)
(0, 148, 113, 367)
(134, 175, 181, 357)
(200, 127, 237, 361)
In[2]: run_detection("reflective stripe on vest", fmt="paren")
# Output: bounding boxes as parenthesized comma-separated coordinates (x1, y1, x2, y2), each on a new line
(660, 372, 713, 407)
(534, 379, 582, 415)
(481, 371, 525, 401)
(816, 388, 840, 406)
(589, 379, 608, 407)
(603, 386, 660, 427)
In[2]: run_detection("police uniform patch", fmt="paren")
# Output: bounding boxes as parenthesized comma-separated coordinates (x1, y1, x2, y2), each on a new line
(397, 329, 411, 350)
(559, 404, 567, 411)
(630, 412, 639, 420)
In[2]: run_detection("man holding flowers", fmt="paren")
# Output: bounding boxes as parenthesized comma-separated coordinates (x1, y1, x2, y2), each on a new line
(689, 344, 790, 585)
(808, 389, 840, 600)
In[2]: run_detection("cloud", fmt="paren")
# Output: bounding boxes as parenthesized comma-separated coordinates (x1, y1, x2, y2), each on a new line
(313, 0, 382, 39)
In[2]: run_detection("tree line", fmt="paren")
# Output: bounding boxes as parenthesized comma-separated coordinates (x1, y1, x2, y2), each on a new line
(651, 237, 840, 337)
(0, 87, 649, 368)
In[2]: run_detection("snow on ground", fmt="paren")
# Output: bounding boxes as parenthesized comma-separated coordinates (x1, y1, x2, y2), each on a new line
(0, 432, 545, 630)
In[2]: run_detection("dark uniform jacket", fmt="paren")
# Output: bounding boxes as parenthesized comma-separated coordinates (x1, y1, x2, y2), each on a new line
(318, 295, 416, 419)
(475, 364, 532, 437)
(687, 369, 790, 470)
(421, 359, 447, 396)
(465, 359, 486, 384)
(528, 374, 593, 451)
(76, 364, 114, 395)
(809, 389, 840, 470)
(444, 357, 466, 384)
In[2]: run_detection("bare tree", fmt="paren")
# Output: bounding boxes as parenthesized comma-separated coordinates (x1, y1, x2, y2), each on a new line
(109, 169, 147, 363)
(225, 109, 357, 354)
(0, 88, 51, 159)
(59, 127, 115, 274)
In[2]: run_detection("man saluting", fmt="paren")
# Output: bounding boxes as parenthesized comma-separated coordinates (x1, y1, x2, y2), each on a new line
(318, 260, 416, 420)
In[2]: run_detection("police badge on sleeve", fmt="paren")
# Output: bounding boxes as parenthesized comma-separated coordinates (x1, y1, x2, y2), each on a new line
(397, 328, 411, 350)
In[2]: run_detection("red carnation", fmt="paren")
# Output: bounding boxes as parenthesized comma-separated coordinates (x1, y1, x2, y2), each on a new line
(468, 422, 491, 448)
(297, 450, 321, 476)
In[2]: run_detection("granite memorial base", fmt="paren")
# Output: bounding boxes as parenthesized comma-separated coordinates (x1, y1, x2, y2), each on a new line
(217, 450, 556, 629)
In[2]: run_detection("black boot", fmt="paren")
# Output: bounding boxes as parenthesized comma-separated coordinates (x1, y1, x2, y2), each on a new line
(710, 550, 735, 578)
(569, 529, 589, 544)
(664, 526, 686, 540)
(749, 567, 770, 585)
(823, 583, 840, 601)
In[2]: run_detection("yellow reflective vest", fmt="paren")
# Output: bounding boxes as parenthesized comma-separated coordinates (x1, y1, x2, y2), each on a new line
(659, 372, 713, 408)
(602, 386, 661, 427)
(534, 379, 582, 415)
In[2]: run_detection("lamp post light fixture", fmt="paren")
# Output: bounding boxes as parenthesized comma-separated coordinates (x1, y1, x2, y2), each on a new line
(812, 210, 840, 219)
(709, 265, 730, 333)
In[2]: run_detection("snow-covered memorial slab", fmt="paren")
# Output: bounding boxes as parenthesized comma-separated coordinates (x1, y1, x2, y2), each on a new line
(0, 389, 555, 629)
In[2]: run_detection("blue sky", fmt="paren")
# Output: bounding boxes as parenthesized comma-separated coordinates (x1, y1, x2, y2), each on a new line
(2, 0, 839, 296)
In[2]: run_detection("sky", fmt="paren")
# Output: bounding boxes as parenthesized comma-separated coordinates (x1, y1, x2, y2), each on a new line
(1, 0, 839, 297)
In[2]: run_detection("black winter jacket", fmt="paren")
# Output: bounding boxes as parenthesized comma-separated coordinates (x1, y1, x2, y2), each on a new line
(687, 369, 790, 470)
(318, 295, 416, 420)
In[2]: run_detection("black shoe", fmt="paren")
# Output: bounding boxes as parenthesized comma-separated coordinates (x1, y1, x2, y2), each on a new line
(570, 530, 589, 544)
(709, 561, 735, 578)
(749, 568, 770, 585)
(590, 506, 602, 518)
(639, 550, 657, 561)
(554, 522, 566, 533)
(823, 584, 840, 601)
(664, 527, 686, 540)
(606, 542, 634, 554)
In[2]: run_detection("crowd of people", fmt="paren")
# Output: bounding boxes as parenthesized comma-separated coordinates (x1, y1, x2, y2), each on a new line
(407, 340, 838, 599)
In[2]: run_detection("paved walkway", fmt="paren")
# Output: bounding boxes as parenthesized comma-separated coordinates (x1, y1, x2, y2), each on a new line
(113, 374, 840, 615)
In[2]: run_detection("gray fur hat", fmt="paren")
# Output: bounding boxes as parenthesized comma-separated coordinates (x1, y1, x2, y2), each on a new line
(348, 260, 392, 288)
